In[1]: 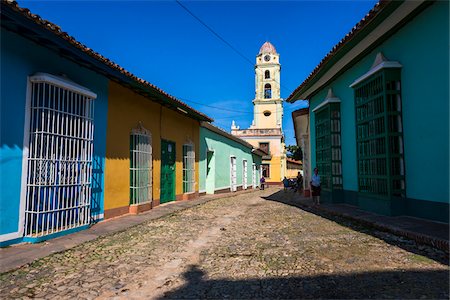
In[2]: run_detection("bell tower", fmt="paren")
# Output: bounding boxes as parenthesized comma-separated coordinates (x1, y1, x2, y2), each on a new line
(252, 41, 283, 129)
(231, 41, 286, 184)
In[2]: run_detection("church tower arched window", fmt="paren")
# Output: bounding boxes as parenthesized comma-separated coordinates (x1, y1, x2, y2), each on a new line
(264, 84, 272, 99)
(265, 70, 270, 79)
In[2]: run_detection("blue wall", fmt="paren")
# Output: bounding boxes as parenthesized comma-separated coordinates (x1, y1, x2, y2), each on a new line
(309, 2, 449, 204)
(0, 29, 109, 240)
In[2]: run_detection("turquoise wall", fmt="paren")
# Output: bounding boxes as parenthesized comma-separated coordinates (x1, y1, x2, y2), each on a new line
(0, 29, 109, 240)
(309, 2, 449, 203)
(199, 127, 261, 193)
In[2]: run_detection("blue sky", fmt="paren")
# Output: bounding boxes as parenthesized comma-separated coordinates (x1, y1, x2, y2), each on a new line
(20, 0, 377, 145)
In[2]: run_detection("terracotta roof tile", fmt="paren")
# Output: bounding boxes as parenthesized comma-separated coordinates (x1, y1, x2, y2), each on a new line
(2, 0, 212, 122)
(286, 0, 389, 102)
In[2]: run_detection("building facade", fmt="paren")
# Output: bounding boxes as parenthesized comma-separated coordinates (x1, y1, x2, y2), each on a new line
(232, 42, 286, 184)
(104, 82, 209, 219)
(0, 0, 212, 245)
(287, 0, 449, 222)
(199, 123, 263, 194)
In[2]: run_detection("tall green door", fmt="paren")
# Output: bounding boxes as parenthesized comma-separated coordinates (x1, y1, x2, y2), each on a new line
(160, 139, 176, 203)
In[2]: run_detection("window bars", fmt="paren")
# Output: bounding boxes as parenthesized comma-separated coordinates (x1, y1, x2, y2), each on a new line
(354, 69, 405, 197)
(130, 124, 152, 205)
(24, 78, 95, 237)
(182, 144, 195, 193)
(243, 160, 248, 189)
(315, 103, 343, 190)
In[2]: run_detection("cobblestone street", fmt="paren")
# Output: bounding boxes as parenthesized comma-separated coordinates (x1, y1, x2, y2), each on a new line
(1, 188, 448, 299)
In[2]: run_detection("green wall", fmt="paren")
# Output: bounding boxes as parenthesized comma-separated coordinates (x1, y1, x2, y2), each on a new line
(200, 126, 262, 193)
(309, 2, 449, 205)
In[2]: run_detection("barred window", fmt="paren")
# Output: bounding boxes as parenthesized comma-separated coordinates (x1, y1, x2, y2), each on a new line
(24, 73, 96, 237)
(130, 123, 152, 205)
(183, 144, 195, 193)
(314, 102, 342, 190)
(353, 68, 405, 197)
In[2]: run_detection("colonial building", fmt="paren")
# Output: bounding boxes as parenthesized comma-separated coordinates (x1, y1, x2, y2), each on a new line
(232, 42, 286, 184)
(0, 0, 211, 246)
(199, 122, 264, 195)
(288, 0, 449, 223)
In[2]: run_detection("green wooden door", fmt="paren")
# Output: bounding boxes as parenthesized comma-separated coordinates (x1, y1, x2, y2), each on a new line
(160, 140, 176, 203)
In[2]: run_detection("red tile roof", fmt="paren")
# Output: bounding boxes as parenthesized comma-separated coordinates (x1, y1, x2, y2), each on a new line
(2, 0, 212, 122)
(286, 0, 390, 102)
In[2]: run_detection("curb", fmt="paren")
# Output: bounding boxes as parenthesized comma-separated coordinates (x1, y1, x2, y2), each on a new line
(297, 202, 449, 254)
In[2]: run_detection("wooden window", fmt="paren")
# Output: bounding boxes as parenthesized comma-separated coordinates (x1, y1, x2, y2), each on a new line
(315, 103, 343, 190)
(354, 68, 405, 197)
(259, 142, 270, 154)
(261, 164, 270, 178)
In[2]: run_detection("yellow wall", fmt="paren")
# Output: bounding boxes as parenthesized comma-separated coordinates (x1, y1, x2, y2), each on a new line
(286, 163, 302, 178)
(104, 81, 200, 211)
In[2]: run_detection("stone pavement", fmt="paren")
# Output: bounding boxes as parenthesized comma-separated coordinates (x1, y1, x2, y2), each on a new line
(0, 187, 448, 299)
(0, 188, 256, 274)
(278, 190, 449, 253)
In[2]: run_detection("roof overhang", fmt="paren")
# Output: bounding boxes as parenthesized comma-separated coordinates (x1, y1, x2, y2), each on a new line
(1, 0, 212, 122)
(201, 122, 255, 151)
(286, 0, 431, 102)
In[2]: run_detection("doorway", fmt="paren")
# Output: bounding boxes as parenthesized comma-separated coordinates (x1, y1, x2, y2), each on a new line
(230, 156, 237, 192)
(160, 140, 176, 203)
(206, 150, 215, 194)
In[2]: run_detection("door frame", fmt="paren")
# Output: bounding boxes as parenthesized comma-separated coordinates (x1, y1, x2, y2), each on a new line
(160, 139, 176, 203)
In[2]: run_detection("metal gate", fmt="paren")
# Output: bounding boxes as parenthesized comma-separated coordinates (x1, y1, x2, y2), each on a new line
(230, 156, 237, 192)
(23, 74, 96, 238)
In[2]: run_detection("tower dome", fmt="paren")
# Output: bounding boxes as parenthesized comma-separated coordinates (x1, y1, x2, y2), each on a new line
(259, 41, 277, 54)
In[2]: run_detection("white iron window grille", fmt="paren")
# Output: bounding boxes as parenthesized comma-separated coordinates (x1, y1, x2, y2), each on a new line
(24, 73, 96, 237)
(243, 160, 248, 189)
(130, 123, 152, 205)
(182, 144, 195, 193)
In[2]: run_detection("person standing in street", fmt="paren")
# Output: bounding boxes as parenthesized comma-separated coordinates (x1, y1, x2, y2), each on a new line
(260, 176, 266, 190)
(310, 167, 321, 205)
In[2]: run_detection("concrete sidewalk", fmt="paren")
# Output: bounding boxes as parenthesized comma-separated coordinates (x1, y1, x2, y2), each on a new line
(0, 188, 258, 274)
(286, 192, 449, 253)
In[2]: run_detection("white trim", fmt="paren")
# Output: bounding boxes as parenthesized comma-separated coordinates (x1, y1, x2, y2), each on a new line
(199, 189, 206, 194)
(312, 98, 341, 112)
(16, 78, 33, 240)
(29, 73, 97, 99)
(349, 61, 402, 88)
(91, 213, 104, 221)
(0, 231, 21, 242)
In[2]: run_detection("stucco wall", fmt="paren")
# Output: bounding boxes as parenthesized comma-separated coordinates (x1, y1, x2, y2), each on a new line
(0, 29, 109, 239)
(199, 127, 261, 193)
(309, 2, 449, 203)
(104, 82, 200, 213)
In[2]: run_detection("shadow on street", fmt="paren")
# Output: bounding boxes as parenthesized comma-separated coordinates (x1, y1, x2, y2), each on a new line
(159, 265, 448, 299)
(261, 190, 449, 266)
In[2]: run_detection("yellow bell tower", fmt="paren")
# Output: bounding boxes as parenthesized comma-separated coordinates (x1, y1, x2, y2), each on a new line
(253, 41, 283, 129)
(231, 41, 286, 184)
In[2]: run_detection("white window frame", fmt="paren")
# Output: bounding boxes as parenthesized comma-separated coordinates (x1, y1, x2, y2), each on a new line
(22, 73, 96, 238)
(182, 143, 195, 193)
(243, 159, 248, 189)
(130, 123, 152, 205)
